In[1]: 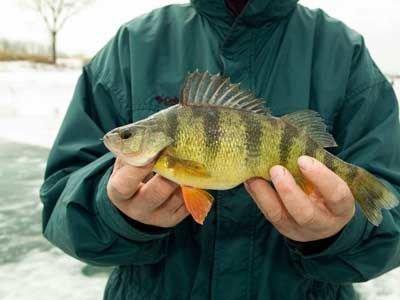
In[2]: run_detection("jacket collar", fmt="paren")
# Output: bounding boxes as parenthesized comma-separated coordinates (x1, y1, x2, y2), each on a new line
(191, 0, 299, 27)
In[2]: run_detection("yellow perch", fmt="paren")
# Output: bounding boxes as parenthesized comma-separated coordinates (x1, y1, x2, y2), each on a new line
(104, 71, 398, 225)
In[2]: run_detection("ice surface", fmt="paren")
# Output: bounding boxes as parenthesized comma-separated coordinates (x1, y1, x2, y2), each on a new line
(0, 61, 400, 299)
(0, 249, 108, 300)
(0, 138, 109, 300)
(0, 61, 80, 147)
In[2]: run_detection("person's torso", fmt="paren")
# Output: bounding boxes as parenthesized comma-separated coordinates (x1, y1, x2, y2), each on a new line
(95, 2, 362, 299)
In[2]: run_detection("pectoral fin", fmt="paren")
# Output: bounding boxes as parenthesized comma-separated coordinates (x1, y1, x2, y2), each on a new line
(166, 155, 211, 177)
(181, 186, 214, 225)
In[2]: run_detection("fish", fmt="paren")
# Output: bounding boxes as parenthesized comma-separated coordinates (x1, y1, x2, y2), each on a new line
(103, 71, 398, 226)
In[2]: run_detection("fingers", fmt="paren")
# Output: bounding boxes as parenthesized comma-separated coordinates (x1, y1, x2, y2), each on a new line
(136, 174, 179, 210)
(160, 191, 190, 226)
(172, 204, 190, 224)
(139, 190, 189, 228)
(107, 157, 187, 228)
(245, 178, 285, 224)
(116, 174, 179, 224)
(246, 160, 355, 242)
(156, 189, 184, 214)
(298, 156, 355, 217)
(270, 166, 316, 226)
(108, 157, 154, 201)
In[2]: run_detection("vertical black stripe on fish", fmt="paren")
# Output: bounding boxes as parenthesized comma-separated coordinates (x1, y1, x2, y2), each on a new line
(203, 108, 221, 161)
(241, 112, 262, 164)
(304, 137, 318, 159)
(166, 110, 179, 145)
(345, 162, 359, 185)
(192, 106, 205, 119)
(322, 150, 336, 172)
(279, 124, 296, 167)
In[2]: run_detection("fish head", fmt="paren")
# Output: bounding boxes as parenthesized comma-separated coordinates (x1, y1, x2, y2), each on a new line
(103, 121, 173, 167)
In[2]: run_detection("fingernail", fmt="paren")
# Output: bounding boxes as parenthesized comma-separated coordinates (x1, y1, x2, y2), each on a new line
(244, 179, 255, 192)
(298, 156, 314, 171)
(246, 178, 257, 185)
(270, 166, 286, 181)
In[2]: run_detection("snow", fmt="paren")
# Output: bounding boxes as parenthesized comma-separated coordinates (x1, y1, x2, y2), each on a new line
(355, 273, 400, 300)
(1, 0, 400, 73)
(0, 61, 400, 299)
(0, 249, 108, 300)
(0, 136, 108, 300)
(0, 61, 80, 147)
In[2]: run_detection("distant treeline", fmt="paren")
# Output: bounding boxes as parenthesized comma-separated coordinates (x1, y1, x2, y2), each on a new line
(0, 38, 54, 63)
(0, 38, 88, 64)
(387, 74, 400, 80)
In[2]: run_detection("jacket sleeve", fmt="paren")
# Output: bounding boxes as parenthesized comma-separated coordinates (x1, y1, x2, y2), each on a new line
(39, 30, 170, 267)
(287, 39, 400, 283)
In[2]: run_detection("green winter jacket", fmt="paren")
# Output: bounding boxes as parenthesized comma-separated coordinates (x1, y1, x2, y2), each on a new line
(40, 0, 400, 299)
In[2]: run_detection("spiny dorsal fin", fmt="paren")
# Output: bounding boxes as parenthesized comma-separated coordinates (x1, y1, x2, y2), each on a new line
(282, 110, 338, 148)
(179, 70, 270, 115)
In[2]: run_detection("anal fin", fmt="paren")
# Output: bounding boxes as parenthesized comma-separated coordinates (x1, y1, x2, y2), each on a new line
(181, 186, 214, 225)
(295, 176, 323, 202)
(295, 176, 314, 196)
(294, 176, 323, 203)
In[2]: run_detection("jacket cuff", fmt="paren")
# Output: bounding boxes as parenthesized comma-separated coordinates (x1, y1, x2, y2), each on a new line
(287, 205, 368, 260)
(95, 167, 171, 242)
(286, 229, 343, 256)
(118, 208, 171, 235)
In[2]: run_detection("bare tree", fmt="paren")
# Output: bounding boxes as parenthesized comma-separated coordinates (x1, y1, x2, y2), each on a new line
(27, 0, 93, 64)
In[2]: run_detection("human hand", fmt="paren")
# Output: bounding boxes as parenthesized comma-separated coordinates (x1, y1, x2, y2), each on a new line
(245, 156, 356, 242)
(107, 157, 189, 228)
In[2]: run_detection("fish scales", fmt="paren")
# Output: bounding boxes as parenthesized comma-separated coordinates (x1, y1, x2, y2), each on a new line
(162, 106, 253, 188)
(278, 123, 296, 167)
(202, 108, 222, 164)
(174, 106, 207, 165)
(156, 106, 301, 189)
(239, 110, 263, 172)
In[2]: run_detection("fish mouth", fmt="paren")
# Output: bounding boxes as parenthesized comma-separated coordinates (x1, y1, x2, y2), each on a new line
(103, 133, 119, 153)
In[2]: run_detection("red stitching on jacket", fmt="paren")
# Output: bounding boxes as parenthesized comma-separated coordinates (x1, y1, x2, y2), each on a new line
(155, 96, 179, 106)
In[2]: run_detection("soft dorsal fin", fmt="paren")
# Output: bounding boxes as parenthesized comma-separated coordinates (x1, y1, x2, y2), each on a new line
(282, 110, 338, 148)
(180, 70, 270, 115)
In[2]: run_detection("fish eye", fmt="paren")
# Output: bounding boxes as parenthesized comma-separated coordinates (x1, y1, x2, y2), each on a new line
(120, 130, 132, 140)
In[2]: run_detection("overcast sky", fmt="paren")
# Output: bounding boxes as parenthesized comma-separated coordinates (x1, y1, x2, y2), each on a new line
(1, 0, 399, 74)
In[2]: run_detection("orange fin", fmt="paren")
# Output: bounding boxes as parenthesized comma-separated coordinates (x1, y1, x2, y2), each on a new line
(181, 186, 214, 225)
(295, 176, 323, 202)
(294, 176, 315, 196)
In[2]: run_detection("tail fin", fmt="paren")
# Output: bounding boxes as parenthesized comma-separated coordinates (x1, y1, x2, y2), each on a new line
(349, 167, 399, 226)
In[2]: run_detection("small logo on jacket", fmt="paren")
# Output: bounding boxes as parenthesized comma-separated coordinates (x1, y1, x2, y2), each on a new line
(155, 96, 179, 106)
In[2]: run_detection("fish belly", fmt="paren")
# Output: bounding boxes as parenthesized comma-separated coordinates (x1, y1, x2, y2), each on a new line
(154, 154, 254, 190)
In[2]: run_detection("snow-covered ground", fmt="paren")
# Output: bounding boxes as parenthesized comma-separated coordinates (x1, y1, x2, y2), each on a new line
(1, 61, 399, 148)
(0, 250, 109, 300)
(0, 61, 400, 300)
(0, 61, 80, 147)
(0, 136, 109, 300)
